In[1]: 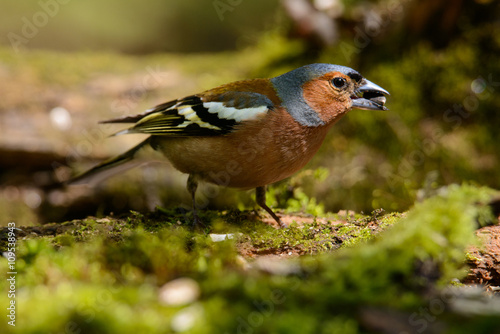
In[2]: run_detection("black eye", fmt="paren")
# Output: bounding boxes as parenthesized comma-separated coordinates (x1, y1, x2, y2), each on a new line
(332, 77, 346, 89)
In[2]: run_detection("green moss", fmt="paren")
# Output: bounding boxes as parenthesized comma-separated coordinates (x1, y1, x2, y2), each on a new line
(265, 168, 329, 216)
(0, 184, 498, 333)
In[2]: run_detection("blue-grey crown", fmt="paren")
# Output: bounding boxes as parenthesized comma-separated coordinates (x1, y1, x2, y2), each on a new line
(275, 64, 359, 82)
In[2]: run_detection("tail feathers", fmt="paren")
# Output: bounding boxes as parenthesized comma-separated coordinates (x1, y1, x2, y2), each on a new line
(68, 137, 151, 186)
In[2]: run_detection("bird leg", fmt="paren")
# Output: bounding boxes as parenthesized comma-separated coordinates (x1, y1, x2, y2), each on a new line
(187, 174, 202, 228)
(256, 186, 286, 228)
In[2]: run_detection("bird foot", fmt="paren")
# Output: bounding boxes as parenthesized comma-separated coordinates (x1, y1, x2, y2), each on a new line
(275, 215, 287, 229)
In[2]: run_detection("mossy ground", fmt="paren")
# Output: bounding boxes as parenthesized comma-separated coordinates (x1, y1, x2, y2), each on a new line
(1, 184, 499, 333)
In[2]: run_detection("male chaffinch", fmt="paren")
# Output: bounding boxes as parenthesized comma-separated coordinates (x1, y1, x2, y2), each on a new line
(71, 63, 389, 228)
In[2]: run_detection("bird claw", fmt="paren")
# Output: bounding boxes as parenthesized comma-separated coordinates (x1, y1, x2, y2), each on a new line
(277, 218, 287, 229)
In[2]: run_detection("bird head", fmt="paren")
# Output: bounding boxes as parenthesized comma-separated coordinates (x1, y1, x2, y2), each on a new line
(271, 63, 389, 126)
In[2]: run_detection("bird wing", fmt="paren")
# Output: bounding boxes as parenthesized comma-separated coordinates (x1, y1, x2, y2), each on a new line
(105, 90, 274, 137)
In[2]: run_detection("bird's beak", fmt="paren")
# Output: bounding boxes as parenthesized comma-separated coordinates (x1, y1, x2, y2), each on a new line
(351, 79, 390, 111)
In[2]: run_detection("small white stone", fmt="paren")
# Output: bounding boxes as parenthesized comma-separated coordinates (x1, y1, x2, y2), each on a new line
(24, 189, 42, 209)
(159, 278, 200, 306)
(209, 233, 235, 242)
(50, 107, 72, 131)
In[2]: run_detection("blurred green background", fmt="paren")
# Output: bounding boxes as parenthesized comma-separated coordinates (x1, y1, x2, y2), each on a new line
(0, 0, 499, 225)
(0, 0, 279, 53)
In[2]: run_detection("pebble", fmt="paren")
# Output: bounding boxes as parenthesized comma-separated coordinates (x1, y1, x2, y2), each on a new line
(159, 277, 200, 306)
(209, 233, 237, 242)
